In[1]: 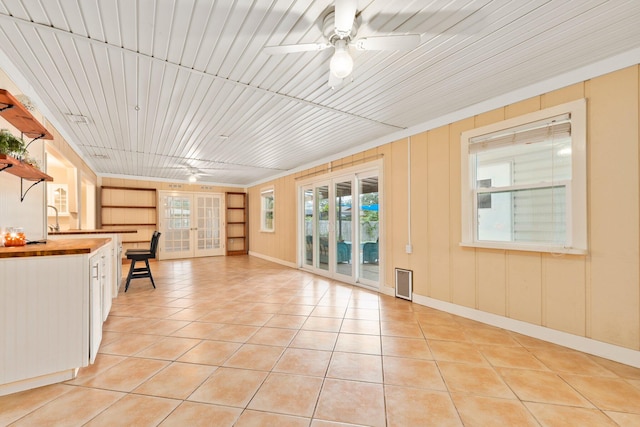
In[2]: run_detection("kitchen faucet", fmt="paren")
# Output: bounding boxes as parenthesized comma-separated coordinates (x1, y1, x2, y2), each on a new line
(47, 205, 60, 232)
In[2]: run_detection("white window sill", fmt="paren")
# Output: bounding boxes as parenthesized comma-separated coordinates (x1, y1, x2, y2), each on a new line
(260, 229, 275, 233)
(459, 241, 587, 255)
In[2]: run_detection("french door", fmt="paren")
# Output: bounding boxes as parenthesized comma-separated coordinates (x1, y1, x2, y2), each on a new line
(158, 191, 225, 260)
(301, 168, 380, 288)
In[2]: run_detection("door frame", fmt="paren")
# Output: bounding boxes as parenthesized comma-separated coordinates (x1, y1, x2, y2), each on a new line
(297, 160, 383, 290)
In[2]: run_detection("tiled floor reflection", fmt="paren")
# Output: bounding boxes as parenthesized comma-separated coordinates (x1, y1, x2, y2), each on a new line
(3, 255, 640, 426)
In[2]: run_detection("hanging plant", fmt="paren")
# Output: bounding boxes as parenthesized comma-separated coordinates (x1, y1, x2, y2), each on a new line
(0, 129, 27, 158)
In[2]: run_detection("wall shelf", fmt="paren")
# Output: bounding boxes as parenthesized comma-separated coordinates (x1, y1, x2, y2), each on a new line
(0, 89, 53, 140)
(0, 88, 54, 202)
(0, 154, 53, 201)
(0, 154, 52, 181)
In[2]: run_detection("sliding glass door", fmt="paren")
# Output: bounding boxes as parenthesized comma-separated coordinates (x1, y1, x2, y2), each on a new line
(300, 166, 380, 288)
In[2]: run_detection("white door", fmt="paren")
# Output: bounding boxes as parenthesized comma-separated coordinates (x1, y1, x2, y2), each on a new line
(159, 191, 225, 260)
(194, 193, 224, 257)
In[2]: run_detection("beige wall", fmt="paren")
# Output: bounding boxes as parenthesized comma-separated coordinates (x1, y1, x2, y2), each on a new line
(248, 65, 640, 351)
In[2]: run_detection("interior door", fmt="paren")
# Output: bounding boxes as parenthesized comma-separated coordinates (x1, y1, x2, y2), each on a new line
(194, 193, 224, 257)
(159, 191, 224, 259)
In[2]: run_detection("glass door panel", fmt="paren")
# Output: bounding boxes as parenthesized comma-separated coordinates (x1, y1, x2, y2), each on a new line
(303, 188, 314, 267)
(335, 179, 353, 279)
(195, 194, 224, 257)
(316, 185, 329, 271)
(161, 194, 192, 260)
(359, 176, 379, 283)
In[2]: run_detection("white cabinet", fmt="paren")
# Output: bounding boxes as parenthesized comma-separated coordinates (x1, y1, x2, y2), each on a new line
(89, 251, 104, 364)
(0, 239, 114, 396)
(48, 232, 123, 298)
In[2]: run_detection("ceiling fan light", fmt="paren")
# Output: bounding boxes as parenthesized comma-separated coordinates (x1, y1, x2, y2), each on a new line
(330, 41, 353, 79)
(188, 174, 197, 183)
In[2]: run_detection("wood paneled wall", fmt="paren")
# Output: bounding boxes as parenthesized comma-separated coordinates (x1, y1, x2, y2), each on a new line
(248, 65, 640, 351)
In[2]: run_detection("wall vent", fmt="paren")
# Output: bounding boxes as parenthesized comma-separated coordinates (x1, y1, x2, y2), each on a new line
(395, 268, 413, 300)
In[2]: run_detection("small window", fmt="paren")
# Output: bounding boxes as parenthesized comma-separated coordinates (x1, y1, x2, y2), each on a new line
(48, 183, 69, 215)
(461, 99, 587, 253)
(261, 188, 274, 232)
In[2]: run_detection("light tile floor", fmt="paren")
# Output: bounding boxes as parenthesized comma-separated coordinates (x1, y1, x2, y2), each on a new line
(3, 255, 640, 426)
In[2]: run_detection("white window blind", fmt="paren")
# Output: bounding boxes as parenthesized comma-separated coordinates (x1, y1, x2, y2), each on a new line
(460, 99, 587, 253)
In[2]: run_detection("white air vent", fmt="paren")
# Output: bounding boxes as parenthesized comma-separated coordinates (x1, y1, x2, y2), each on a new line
(67, 114, 90, 124)
(395, 268, 413, 300)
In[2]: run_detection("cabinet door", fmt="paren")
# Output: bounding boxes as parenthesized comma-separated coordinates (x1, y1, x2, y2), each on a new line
(89, 255, 103, 364)
(101, 245, 112, 321)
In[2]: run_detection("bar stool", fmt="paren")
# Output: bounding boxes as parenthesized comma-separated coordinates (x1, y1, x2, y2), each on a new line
(124, 231, 160, 292)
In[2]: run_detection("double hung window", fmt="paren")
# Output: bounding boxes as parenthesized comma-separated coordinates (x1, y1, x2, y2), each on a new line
(261, 188, 275, 232)
(461, 99, 587, 253)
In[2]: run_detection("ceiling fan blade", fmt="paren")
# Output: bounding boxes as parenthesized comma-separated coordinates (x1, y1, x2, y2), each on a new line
(328, 70, 344, 90)
(264, 42, 331, 55)
(334, 0, 358, 37)
(354, 34, 421, 51)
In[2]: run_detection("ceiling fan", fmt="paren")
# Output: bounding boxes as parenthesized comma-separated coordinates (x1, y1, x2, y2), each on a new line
(264, 0, 421, 88)
(144, 164, 227, 182)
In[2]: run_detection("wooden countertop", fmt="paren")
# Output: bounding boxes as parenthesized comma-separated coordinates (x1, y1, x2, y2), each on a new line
(0, 238, 111, 258)
(49, 229, 138, 235)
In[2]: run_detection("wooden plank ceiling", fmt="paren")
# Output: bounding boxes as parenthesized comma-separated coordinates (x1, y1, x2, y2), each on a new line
(0, 0, 638, 185)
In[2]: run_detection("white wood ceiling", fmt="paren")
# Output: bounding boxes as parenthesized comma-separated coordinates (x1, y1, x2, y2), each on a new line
(0, 0, 639, 185)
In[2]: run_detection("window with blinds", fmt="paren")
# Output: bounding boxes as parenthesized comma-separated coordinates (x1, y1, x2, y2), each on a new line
(260, 188, 275, 232)
(460, 99, 587, 253)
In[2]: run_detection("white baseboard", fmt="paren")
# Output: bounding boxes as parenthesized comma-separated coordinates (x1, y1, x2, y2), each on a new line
(412, 293, 640, 368)
(0, 369, 77, 396)
(380, 285, 395, 297)
(248, 251, 297, 269)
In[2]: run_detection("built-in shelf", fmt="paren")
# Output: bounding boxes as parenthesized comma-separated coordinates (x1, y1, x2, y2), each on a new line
(101, 186, 158, 255)
(102, 205, 157, 209)
(226, 192, 248, 255)
(102, 223, 156, 226)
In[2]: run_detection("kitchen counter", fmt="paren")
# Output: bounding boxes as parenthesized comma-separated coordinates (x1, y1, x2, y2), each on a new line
(1, 237, 115, 395)
(48, 232, 129, 297)
(49, 228, 137, 235)
(0, 238, 111, 258)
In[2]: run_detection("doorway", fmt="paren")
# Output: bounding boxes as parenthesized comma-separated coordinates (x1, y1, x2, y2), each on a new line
(300, 164, 380, 289)
(158, 191, 225, 260)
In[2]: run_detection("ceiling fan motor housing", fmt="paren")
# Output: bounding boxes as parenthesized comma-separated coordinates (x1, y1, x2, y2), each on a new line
(323, 11, 359, 44)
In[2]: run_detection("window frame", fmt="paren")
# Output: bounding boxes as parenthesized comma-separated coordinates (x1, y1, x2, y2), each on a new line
(48, 183, 70, 215)
(260, 187, 275, 232)
(460, 99, 587, 254)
